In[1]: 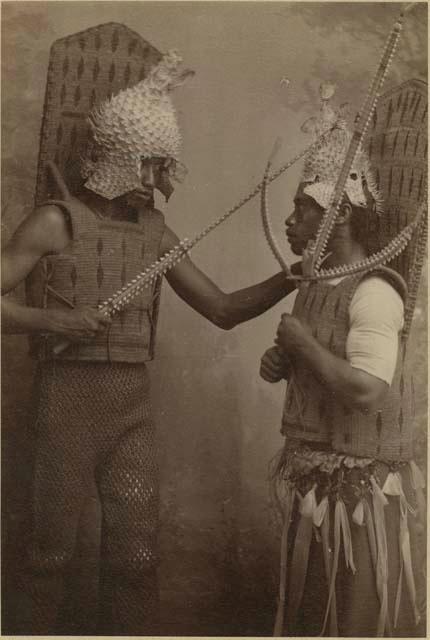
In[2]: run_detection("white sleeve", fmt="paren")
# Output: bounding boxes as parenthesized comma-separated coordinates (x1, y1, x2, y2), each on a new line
(346, 277, 404, 385)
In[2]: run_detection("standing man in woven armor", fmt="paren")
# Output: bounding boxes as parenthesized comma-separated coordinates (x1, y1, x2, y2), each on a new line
(260, 82, 427, 636)
(1, 30, 300, 635)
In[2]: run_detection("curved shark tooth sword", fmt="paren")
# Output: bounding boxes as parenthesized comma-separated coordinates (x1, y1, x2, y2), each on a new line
(260, 185, 425, 285)
(260, 138, 292, 276)
(309, 203, 424, 281)
(309, 3, 416, 275)
(259, 156, 426, 285)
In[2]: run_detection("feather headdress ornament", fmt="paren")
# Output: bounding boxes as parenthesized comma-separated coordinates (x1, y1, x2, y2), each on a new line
(300, 83, 383, 214)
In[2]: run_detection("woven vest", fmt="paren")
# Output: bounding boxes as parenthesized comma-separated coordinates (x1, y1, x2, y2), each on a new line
(26, 197, 165, 363)
(281, 268, 414, 462)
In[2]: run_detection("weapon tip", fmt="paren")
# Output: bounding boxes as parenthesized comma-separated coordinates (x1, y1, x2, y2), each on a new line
(401, 3, 416, 16)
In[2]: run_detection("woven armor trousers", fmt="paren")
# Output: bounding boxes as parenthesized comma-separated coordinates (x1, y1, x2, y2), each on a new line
(14, 360, 159, 635)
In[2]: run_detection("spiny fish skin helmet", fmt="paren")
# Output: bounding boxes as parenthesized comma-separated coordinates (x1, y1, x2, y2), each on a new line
(300, 83, 383, 214)
(82, 50, 193, 200)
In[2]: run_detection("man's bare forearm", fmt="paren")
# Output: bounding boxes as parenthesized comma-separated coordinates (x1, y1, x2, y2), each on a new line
(225, 273, 295, 325)
(2, 296, 111, 339)
(224, 263, 301, 328)
(279, 327, 388, 413)
(1, 296, 55, 334)
(291, 334, 368, 406)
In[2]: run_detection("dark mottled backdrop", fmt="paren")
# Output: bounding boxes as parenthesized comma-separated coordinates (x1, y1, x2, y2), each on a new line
(1, 1, 427, 635)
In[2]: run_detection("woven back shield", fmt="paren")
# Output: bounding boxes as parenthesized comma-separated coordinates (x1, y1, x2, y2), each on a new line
(35, 22, 162, 205)
(364, 78, 428, 339)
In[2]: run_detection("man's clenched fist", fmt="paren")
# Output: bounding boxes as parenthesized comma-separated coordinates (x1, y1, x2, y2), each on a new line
(260, 345, 291, 383)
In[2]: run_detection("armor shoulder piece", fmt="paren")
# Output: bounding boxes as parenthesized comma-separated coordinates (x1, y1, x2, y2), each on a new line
(39, 197, 99, 241)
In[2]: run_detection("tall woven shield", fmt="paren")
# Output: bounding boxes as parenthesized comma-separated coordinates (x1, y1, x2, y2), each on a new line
(364, 78, 428, 339)
(35, 22, 162, 205)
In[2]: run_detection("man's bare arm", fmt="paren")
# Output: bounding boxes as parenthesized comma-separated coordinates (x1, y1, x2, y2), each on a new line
(160, 226, 299, 329)
(275, 314, 389, 413)
(2, 206, 110, 338)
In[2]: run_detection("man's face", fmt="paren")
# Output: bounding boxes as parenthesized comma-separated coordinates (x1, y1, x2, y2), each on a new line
(285, 183, 325, 255)
(123, 157, 174, 208)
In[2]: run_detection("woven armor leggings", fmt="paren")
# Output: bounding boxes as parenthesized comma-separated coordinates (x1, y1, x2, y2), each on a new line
(14, 360, 159, 635)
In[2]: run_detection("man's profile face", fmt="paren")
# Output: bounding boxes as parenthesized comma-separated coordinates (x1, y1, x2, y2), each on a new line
(285, 183, 325, 255)
(123, 157, 174, 208)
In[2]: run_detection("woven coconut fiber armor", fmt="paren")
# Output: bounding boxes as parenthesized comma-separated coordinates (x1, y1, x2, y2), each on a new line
(282, 269, 414, 462)
(26, 196, 165, 363)
(16, 360, 159, 635)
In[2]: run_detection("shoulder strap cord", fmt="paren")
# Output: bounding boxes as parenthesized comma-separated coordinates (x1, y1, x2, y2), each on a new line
(40, 163, 76, 311)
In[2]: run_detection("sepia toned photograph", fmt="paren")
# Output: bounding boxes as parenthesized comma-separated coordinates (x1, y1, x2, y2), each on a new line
(1, 1, 427, 637)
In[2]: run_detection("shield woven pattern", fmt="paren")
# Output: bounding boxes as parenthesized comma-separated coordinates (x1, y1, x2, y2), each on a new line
(364, 78, 428, 338)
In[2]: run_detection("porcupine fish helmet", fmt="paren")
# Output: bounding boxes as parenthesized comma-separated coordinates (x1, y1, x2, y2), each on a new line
(81, 50, 193, 201)
(300, 82, 383, 215)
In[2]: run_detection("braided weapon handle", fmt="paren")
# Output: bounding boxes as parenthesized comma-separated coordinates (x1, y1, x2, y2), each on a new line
(309, 3, 414, 274)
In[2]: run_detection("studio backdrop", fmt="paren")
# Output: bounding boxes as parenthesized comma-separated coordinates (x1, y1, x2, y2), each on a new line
(2, 2, 427, 635)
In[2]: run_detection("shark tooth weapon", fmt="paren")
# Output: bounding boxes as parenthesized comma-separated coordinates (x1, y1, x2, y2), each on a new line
(260, 140, 426, 285)
(306, 197, 425, 282)
(52, 125, 335, 355)
(260, 137, 292, 277)
(260, 3, 426, 330)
